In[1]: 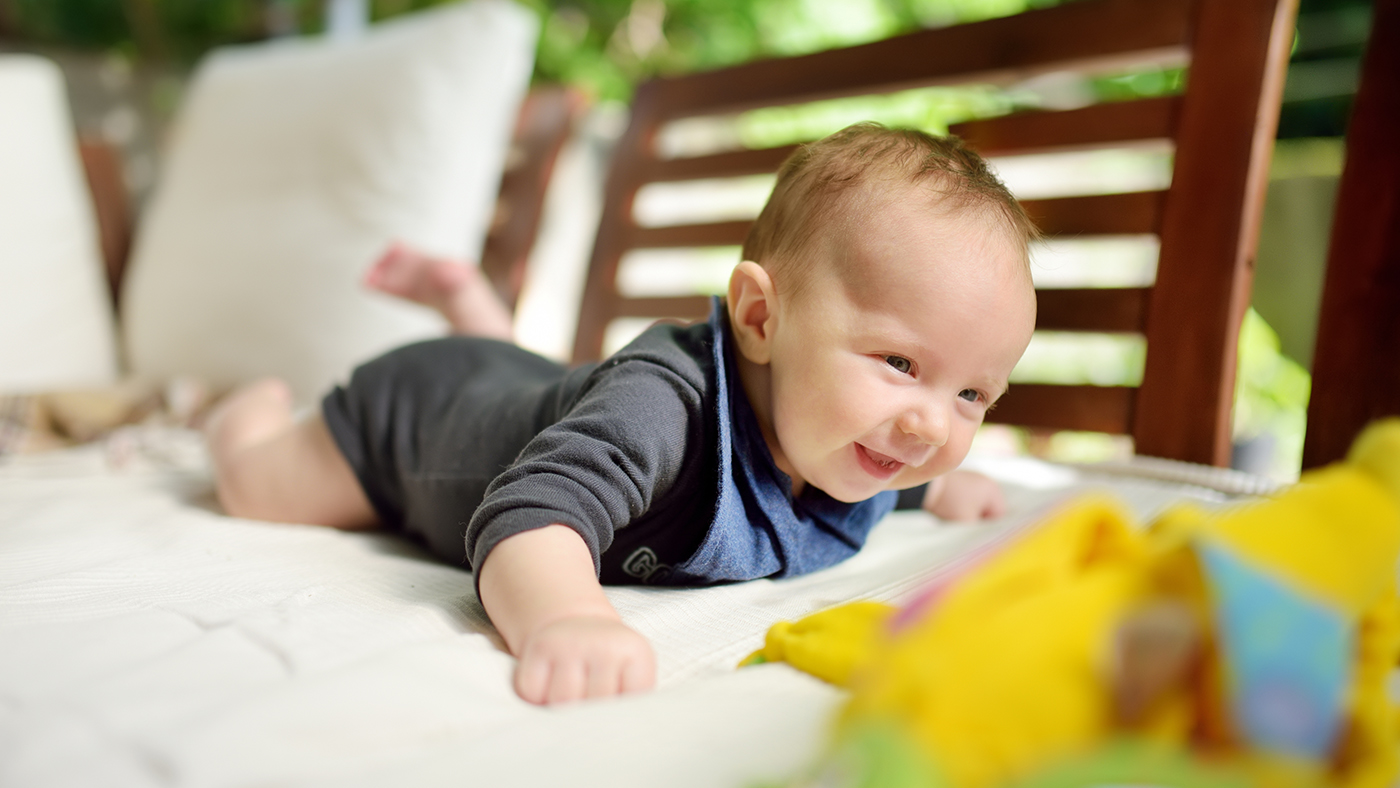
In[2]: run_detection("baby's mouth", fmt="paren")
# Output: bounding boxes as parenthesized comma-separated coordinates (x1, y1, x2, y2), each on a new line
(855, 444, 904, 479)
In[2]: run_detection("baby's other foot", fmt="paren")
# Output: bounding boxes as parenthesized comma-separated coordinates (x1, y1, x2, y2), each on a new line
(363, 243, 514, 341)
(204, 378, 294, 459)
(363, 243, 470, 313)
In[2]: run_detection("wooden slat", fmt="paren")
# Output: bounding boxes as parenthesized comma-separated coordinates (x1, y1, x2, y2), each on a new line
(985, 384, 1134, 434)
(629, 220, 753, 250)
(77, 138, 131, 310)
(639, 0, 1192, 120)
(612, 289, 1152, 336)
(1021, 191, 1164, 237)
(574, 103, 661, 361)
(644, 145, 798, 184)
(1302, 0, 1400, 468)
(1134, 0, 1297, 465)
(614, 295, 713, 320)
(481, 87, 584, 308)
(951, 97, 1180, 156)
(635, 161, 1170, 249)
(1036, 288, 1149, 333)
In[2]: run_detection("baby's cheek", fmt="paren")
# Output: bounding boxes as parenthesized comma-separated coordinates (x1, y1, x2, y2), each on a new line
(941, 427, 979, 469)
(903, 454, 954, 488)
(929, 428, 977, 476)
(930, 454, 962, 479)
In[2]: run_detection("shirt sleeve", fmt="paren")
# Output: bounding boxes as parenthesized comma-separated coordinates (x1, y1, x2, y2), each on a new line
(464, 355, 706, 578)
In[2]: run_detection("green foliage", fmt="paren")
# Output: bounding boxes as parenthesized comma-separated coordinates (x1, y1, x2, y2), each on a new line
(1236, 308, 1312, 432)
(6, 0, 319, 61)
(5, 0, 1205, 121)
(3, 0, 1069, 97)
(736, 86, 1020, 149)
(524, 0, 1069, 101)
(10, 0, 129, 49)
(1091, 66, 1186, 102)
(1233, 308, 1311, 478)
(1, 0, 1364, 128)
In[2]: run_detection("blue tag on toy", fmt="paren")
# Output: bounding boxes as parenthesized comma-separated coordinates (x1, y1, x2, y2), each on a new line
(1197, 540, 1351, 760)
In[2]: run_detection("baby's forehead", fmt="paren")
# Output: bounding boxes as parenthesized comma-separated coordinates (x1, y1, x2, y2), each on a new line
(769, 179, 1033, 300)
(836, 199, 1030, 278)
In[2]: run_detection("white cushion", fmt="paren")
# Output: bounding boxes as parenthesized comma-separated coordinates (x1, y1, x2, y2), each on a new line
(122, 0, 537, 402)
(0, 56, 119, 393)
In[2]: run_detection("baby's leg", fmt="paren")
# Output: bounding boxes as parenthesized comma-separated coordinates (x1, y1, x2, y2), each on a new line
(205, 379, 377, 530)
(363, 243, 515, 341)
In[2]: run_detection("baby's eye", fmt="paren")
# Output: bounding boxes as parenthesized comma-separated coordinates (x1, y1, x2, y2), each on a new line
(884, 355, 913, 375)
(958, 388, 982, 403)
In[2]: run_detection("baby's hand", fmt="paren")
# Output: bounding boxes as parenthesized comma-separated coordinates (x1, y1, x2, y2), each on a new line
(514, 615, 656, 705)
(924, 469, 1006, 521)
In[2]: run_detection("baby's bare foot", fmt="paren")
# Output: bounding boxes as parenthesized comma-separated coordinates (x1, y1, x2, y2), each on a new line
(363, 243, 514, 341)
(362, 243, 466, 313)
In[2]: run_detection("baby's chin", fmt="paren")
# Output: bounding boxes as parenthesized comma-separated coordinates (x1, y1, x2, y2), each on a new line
(813, 476, 929, 504)
(819, 487, 875, 504)
(798, 473, 876, 504)
(798, 457, 947, 503)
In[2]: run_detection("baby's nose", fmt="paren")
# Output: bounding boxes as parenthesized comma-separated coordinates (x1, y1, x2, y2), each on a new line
(897, 402, 949, 449)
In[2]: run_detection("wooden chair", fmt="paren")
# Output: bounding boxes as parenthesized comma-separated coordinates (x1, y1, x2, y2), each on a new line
(77, 138, 132, 309)
(1301, 0, 1400, 468)
(571, 0, 1299, 467)
(480, 86, 587, 309)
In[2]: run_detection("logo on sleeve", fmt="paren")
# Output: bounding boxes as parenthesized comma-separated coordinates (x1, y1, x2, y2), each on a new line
(622, 547, 672, 584)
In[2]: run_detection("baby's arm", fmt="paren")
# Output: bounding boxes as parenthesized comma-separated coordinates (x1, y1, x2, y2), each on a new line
(478, 525, 656, 705)
(921, 470, 1007, 521)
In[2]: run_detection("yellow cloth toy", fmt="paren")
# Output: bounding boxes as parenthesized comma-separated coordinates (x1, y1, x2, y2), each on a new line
(747, 419, 1400, 788)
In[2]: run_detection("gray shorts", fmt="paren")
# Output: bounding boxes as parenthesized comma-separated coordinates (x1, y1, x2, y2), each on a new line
(321, 337, 583, 566)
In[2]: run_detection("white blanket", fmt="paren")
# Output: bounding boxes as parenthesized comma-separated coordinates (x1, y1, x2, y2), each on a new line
(0, 429, 1244, 788)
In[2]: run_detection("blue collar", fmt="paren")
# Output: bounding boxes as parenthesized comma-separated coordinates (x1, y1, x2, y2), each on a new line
(670, 298, 897, 583)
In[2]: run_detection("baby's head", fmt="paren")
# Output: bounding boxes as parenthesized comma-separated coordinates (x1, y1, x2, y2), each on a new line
(727, 122, 1038, 502)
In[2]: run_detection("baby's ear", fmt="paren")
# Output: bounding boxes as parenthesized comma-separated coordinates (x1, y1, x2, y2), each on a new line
(727, 261, 778, 364)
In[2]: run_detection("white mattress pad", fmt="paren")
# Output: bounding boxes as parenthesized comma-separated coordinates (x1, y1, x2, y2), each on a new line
(0, 428, 1244, 787)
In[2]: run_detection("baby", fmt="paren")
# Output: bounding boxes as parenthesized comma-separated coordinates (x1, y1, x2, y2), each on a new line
(205, 122, 1038, 706)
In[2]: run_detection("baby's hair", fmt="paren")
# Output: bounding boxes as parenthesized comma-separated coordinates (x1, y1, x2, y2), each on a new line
(741, 122, 1039, 290)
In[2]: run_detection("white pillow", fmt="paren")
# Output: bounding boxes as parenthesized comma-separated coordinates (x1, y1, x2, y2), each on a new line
(122, 0, 538, 403)
(0, 56, 120, 394)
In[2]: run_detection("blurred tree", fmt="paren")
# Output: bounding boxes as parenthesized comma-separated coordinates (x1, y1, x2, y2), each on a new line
(4, 0, 318, 61)
(0, 0, 1066, 99)
(517, 0, 1073, 101)
(1, 0, 1369, 132)
(1278, 0, 1372, 138)
(0, 0, 1371, 129)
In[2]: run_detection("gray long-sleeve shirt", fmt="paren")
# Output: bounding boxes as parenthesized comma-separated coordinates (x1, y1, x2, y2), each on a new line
(324, 301, 920, 586)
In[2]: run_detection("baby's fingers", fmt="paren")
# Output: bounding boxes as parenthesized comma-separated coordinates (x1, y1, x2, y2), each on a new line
(545, 659, 587, 704)
(584, 659, 622, 699)
(519, 655, 625, 704)
(513, 617, 656, 704)
(580, 646, 655, 699)
(981, 494, 1007, 519)
(620, 652, 656, 695)
(514, 652, 553, 705)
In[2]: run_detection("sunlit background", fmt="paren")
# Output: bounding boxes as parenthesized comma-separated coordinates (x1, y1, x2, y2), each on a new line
(0, 0, 1373, 480)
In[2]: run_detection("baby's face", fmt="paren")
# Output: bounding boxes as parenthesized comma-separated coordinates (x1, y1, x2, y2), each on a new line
(763, 199, 1036, 503)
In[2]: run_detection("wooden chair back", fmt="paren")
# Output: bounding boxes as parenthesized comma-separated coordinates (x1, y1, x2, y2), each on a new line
(78, 138, 131, 309)
(1301, 0, 1400, 468)
(480, 86, 586, 308)
(571, 0, 1299, 466)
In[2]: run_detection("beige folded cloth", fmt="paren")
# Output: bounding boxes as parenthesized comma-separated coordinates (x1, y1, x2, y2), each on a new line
(0, 377, 217, 455)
